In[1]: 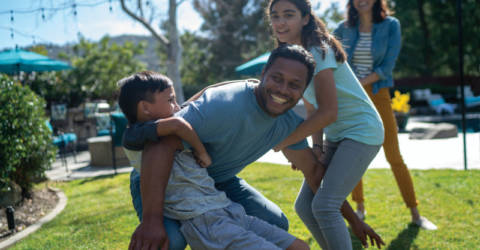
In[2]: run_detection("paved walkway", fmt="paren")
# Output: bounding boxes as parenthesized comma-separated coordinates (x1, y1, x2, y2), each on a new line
(46, 122, 479, 181)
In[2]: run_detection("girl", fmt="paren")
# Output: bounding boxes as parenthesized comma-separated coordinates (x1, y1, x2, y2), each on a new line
(334, 0, 436, 230)
(267, 0, 384, 249)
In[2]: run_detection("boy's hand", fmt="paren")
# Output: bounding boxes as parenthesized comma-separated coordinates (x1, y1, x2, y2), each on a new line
(194, 151, 212, 168)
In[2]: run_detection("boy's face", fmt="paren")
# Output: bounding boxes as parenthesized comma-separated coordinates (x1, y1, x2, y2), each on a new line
(144, 86, 180, 120)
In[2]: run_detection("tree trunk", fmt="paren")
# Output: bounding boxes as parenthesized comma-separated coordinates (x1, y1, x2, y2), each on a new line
(119, 0, 185, 103)
(417, 0, 433, 76)
(167, 0, 185, 103)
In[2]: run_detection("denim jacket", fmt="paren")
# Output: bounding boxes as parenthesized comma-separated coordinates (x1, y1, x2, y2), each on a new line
(334, 16, 401, 94)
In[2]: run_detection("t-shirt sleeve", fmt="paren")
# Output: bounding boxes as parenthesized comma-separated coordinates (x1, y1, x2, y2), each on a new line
(310, 46, 338, 74)
(122, 120, 159, 150)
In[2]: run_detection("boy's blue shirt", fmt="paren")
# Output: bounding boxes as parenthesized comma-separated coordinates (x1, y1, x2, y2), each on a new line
(123, 80, 308, 183)
(334, 16, 401, 94)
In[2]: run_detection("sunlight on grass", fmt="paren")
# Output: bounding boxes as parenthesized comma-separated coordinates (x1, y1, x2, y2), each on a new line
(10, 165, 480, 249)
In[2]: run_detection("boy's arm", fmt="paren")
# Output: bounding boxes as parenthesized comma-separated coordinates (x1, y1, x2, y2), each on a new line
(155, 117, 211, 167)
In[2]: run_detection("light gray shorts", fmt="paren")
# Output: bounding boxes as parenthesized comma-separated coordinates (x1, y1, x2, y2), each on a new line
(180, 202, 296, 250)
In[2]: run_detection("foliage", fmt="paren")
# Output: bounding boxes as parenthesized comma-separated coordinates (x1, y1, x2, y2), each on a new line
(193, 0, 274, 82)
(0, 74, 56, 196)
(391, 90, 411, 114)
(10, 166, 480, 249)
(59, 36, 147, 106)
(393, 0, 480, 78)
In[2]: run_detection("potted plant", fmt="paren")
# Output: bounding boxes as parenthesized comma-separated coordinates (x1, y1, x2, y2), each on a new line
(391, 90, 411, 131)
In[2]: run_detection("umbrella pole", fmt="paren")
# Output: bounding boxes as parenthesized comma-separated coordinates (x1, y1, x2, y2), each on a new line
(456, 0, 467, 170)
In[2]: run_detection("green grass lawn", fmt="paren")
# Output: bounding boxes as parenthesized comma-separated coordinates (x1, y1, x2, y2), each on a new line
(10, 163, 480, 249)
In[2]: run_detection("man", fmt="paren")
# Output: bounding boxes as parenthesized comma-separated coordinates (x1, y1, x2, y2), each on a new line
(128, 44, 381, 250)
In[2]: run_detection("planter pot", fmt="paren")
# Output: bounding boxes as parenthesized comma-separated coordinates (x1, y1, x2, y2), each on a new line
(394, 112, 409, 132)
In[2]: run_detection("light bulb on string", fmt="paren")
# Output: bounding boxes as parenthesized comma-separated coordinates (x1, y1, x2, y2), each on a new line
(72, 3, 77, 16)
(10, 10, 14, 23)
(41, 8, 45, 21)
(10, 28, 14, 39)
(109, 0, 113, 12)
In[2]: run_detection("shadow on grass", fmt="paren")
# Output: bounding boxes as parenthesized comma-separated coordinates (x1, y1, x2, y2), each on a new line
(350, 223, 420, 250)
(386, 223, 420, 250)
(79, 174, 117, 184)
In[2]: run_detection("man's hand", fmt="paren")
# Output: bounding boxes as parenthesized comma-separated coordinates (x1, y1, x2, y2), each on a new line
(129, 219, 169, 250)
(350, 219, 385, 249)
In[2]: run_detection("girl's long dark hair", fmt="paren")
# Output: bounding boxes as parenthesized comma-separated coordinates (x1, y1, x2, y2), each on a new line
(346, 0, 392, 27)
(266, 0, 346, 63)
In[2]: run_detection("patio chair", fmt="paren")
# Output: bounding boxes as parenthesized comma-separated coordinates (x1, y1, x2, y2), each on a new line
(46, 120, 77, 172)
(109, 112, 128, 172)
(460, 86, 480, 108)
(427, 94, 457, 115)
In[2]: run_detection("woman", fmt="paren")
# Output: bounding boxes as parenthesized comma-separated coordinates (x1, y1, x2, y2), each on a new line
(267, 0, 385, 249)
(334, 0, 436, 230)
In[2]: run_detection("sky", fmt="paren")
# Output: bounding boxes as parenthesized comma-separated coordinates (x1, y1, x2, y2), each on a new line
(0, 0, 347, 51)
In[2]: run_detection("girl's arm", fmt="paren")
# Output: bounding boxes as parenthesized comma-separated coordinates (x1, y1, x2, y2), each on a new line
(274, 68, 338, 151)
(304, 97, 324, 159)
(359, 72, 380, 86)
(371, 18, 402, 83)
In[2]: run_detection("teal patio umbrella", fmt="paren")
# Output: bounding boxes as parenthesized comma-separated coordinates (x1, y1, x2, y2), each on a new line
(0, 48, 72, 75)
(235, 52, 270, 76)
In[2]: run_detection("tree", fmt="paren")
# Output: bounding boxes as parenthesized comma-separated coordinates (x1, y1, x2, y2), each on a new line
(120, 0, 185, 103)
(394, 0, 480, 78)
(193, 0, 273, 82)
(55, 36, 146, 106)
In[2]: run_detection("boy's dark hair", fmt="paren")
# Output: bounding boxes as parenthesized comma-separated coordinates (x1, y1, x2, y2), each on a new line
(118, 71, 172, 124)
(263, 44, 316, 87)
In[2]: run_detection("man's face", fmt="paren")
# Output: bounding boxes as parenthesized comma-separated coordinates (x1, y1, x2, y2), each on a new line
(257, 57, 308, 117)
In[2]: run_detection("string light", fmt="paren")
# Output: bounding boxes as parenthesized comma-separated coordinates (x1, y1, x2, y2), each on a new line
(72, 3, 77, 16)
(10, 10, 14, 22)
(109, 0, 113, 12)
(1, 26, 50, 44)
(41, 8, 45, 20)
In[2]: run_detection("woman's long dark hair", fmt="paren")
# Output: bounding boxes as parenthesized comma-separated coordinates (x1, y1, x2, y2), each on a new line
(266, 0, 346, 63)
(346, 0, 392, 27)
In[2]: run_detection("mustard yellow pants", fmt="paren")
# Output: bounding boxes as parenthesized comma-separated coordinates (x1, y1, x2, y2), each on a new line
(351, 85, 419, 208)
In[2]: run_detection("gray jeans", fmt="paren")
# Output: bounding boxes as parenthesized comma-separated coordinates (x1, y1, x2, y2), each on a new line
(295, 139, 381, 250)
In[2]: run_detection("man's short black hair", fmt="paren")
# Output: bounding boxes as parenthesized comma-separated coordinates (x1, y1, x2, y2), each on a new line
(118, 71, 172, 124)
(263, 44, 316, 87)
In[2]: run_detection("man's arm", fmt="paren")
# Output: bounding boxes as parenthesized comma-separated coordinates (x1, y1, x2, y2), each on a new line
(129, 136, 183, 250)
(281, 147, 325, 192)
(341, 201, 385, 248)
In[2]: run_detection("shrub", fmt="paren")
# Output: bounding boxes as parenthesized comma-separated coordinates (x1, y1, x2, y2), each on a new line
(0, 74, 56, 197)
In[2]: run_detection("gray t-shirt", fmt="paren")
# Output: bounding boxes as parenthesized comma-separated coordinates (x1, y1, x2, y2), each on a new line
(124, 149, 231, 220)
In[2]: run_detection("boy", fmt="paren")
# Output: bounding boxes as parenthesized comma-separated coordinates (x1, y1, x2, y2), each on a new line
(118, 71, 309, 250)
